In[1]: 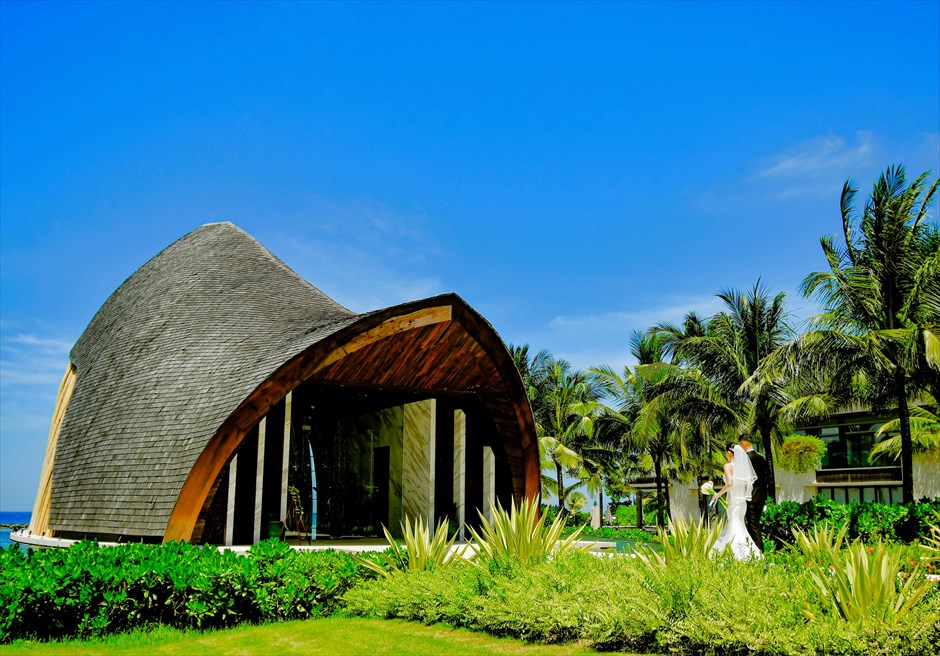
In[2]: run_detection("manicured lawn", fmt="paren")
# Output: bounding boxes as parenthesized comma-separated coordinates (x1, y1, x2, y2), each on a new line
(4, 617, 653, 655)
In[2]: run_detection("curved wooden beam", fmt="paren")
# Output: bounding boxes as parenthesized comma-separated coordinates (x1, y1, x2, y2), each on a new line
(164, 298, 537, 543)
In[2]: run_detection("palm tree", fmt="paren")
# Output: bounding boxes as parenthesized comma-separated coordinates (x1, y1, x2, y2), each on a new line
(538, 357, 605, 515)
(798, 165, 939, 503)
(655, 282, 793, 502)
(510, 345, 605, 515)
(869, 399, 940, 462)
(591, 331, 689, 527)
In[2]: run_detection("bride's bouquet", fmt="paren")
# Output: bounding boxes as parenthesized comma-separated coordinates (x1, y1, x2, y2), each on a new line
(700, 481, 727, 509)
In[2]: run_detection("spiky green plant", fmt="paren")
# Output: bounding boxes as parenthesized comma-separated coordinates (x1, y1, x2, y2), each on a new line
(354, 515, 462, 578)
(922, 511, 940, 565)
(789, 522, 850, 567)
(465, 497, 590, 567)
(809, 540, 935, 625)
(638, 515, 723, 567)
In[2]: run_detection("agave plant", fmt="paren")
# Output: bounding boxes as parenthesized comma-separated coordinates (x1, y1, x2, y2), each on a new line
(638, 515, 723, 567)
(465, 497, 590, 567)
(922, 512, 940, 565)
(789, 522, 850, 567)
(354, 515, 463, 578)
(809, 540, 935, 625)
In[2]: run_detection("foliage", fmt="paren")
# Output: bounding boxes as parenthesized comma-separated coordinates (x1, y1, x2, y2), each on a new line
(796, 165, 940, 503)
(353, 516, 462, 578)
(637, 514, 722, 567)
(654, 281, 793, 504)
(465, 498, 590, 570)
(510, 347, 609, 515)
(0, 539, 365, 643)
(923, 512, 940, 565)
(807, 540, 936, 625)
(540, 503, 589, 529)
(869, 402, 940, 462)
(762, 496, 940, 547)
(344, 543, 940, 655)
(613, 503, 636, 526)
(568, 526, 656, 542)
(788, 522, 850, 567)
(777, 434, 827, 473)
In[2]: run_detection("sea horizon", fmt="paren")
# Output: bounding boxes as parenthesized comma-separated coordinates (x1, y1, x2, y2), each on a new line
(0, 511, 30, 552)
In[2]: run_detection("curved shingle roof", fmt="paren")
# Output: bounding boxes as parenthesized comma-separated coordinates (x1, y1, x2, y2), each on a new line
(50, 223, 364, 536)
(48, 223, 536, 539)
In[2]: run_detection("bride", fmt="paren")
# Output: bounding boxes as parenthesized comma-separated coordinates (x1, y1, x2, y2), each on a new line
(709, 444, 762, 561)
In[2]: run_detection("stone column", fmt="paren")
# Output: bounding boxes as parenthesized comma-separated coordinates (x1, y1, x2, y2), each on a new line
(914, 451, 940, 499)
(403, 400, 436, 527)
(776, 467, 818, 503)
(668, 478, 698, 522)
(453, 409, 466, 536)
(280, 391, 292, 522)
(253, 418, 267, 543)
(482, 445, 495, 523)
(225, 456, 238, 546)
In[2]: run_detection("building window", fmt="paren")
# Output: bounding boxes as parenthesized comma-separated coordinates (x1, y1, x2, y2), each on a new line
(819, 486, 902, 505)
(799, 417, 895, 469)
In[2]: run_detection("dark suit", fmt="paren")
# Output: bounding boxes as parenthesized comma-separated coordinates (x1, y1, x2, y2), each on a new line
(745, 449, 768, 553)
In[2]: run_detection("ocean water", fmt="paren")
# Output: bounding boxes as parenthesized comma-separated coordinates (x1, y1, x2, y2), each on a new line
(1, 511, 31, 552)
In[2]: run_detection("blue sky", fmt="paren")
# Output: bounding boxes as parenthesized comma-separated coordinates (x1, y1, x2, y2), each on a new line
(1, 1, 938, 510)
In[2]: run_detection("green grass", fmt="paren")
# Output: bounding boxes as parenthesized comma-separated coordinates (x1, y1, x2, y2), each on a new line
(4, 617, 653, 655)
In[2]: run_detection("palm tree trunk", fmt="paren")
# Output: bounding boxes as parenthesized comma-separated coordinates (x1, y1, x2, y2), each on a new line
(663, 480, 672, 519)
(636, 492, 644, 528)
(653, 458, 665, 527)
(895, 368, 915, 504)
(599, 480, 605, 525)
(555, 460, 566, 516)
(759, 426, 777, 503)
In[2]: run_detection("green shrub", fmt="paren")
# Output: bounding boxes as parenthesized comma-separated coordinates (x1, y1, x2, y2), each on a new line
(0, 539, 366, 643)
(572, 526, 655, 541)
(778, 434, 827, 473)
(614, 503, 636, 526)
(762, 497, 940, 547)
(344, 545, 940, 655)
(807, 540, 936, 625)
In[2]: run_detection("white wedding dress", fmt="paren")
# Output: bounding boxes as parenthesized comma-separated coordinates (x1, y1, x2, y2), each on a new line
(710, 445, 762, 561)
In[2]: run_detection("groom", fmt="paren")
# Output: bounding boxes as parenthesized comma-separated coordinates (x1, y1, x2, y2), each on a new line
(739, 435, 768, 553)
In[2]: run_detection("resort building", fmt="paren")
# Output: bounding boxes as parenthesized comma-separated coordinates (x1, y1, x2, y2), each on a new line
(669, 411, 940, 522)
(16, 223, 538, 548)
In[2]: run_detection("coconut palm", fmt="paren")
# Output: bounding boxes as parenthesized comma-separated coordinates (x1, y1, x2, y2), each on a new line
(590, 331, 694, 527)
(654, 282, 793, 502)
(510, 345, 606, 514)
(868, 397, 940, 463)
(798, 165, 939, 503)
(537, 357, 606, 515)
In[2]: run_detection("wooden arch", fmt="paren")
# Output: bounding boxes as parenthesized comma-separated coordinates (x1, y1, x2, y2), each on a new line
(163, 294, 539, 543)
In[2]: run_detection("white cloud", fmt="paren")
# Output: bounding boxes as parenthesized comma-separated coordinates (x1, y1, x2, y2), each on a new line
(262, 195, 445, 312)
(757, 132, 874, 179)
(754, 132, 875, 200)
(516, 295, 727, 372)
(4, 334, 72, 354)
(0, 331, 73, 394)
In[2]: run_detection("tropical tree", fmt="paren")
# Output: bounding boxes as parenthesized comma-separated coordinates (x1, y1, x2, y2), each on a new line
(869, 400, 940, 462)
(798, 165, 939, 503)
(590, 331, 690, 527)
(537, 357, 605, 515)
(655, 282, 793, 502)
(509, 345, 605, 515)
